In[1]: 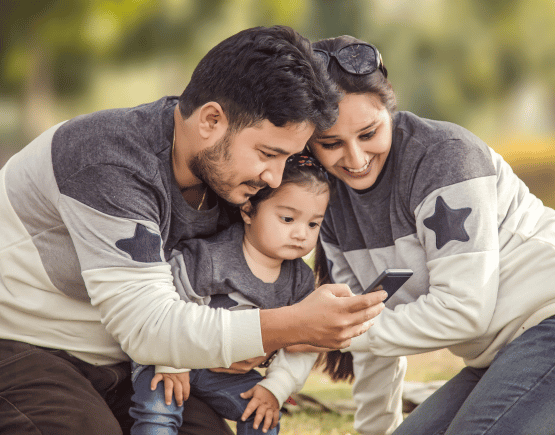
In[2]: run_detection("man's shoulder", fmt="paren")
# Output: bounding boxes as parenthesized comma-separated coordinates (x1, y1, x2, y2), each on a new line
(52, 97, 177, 178)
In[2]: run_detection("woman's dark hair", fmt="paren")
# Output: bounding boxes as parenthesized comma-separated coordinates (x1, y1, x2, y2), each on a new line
(312, 35, 397, 117)
(244, 154, 331, 217)
(179, 26, 340, 133)
(313, 238, 355, 383)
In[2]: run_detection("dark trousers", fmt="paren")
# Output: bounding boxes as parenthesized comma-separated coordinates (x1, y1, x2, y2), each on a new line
(0, 339, 234, 435)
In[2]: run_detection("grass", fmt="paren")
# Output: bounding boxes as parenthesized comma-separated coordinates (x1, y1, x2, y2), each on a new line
(227, 349, 465, 434)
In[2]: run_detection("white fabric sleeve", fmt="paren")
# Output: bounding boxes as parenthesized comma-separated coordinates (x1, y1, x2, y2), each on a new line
(351, 352, 406, 435)
(155, 366, 190, 374)
(257, 350, 319, 408)
(83, 265, 265, 368)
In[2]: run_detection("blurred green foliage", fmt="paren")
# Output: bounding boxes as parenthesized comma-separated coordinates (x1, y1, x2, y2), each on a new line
(1, 0, 554, 156)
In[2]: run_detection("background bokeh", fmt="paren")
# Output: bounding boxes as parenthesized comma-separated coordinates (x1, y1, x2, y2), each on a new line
(1, 0, 555, 205)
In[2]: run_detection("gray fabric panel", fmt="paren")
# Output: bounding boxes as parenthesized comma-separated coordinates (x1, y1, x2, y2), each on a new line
(393, 112, 496, 216)
(51, 98, 176, 227)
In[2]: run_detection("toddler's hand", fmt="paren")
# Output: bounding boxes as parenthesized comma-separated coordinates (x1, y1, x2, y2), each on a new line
(151, 371, 191, 406)
(240, 385, 280, 433)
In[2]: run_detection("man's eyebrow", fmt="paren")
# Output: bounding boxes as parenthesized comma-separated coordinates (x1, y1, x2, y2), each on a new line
(317, 121, 377, 139)
(259, 144, 291, 156)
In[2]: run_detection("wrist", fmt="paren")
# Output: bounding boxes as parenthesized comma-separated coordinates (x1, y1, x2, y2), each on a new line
(259, 305, 301, 353)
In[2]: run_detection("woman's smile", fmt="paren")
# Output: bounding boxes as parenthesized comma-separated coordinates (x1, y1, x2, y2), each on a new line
(310, 93, 392, 190)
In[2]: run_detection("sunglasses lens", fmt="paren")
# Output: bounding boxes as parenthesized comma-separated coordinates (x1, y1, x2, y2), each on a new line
(336, 44, 377, 75)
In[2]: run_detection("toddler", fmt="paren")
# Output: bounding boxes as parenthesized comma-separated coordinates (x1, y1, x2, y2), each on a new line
(129, 153, 331, 435)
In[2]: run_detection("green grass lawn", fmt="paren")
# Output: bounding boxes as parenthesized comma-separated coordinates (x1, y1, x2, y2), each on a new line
(228, 349, 465, 434)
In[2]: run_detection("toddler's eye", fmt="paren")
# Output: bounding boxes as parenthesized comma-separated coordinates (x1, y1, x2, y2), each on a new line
(281, 216, 293, 223)
(309, 222, 320, 229)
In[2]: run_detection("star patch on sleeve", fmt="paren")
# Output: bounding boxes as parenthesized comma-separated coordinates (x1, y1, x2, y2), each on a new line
(115, 223, 162, 263)
(423, 196, 472, 250)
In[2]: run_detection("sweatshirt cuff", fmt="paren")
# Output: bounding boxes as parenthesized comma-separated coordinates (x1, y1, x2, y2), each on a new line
(155, 365, 190, 374)
(257, 374, 295, 408)
(342, 331, 371, 353)
(226, 308, 265, 364)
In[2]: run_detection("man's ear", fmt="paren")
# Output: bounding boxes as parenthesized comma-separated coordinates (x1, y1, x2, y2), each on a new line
(240, 202, 253, 224)
(198, 102, 228, 139)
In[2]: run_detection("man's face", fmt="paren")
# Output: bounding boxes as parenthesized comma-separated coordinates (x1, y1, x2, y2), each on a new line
(190, 120, 314, 205)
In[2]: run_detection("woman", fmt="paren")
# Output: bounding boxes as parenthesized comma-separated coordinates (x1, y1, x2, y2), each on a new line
(303, 35, 555, 435)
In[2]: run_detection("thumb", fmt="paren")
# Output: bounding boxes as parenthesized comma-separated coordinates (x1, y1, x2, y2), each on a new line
(150, 374, 163, 391)
(240, 387, 255, 399)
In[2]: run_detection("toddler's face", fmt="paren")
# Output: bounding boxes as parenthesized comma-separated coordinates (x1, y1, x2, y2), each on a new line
(243, 183, 329, 261)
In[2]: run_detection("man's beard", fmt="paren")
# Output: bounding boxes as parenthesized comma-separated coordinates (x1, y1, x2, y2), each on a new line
(189, 132, 266, 205)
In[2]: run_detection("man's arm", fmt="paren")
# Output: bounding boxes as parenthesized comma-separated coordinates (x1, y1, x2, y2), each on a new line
(260, 284, 386, 353)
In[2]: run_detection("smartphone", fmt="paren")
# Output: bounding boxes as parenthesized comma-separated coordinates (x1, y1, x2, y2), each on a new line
(363, 269, 413, 301)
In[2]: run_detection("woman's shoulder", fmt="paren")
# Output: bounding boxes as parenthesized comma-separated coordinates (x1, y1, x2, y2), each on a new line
(394, 111, 482, 150)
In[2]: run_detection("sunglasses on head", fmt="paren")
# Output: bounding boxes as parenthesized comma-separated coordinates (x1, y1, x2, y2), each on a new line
(313, 43, 387, 78)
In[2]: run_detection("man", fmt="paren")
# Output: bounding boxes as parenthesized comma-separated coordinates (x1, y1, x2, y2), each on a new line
(0, 26, 386, 434)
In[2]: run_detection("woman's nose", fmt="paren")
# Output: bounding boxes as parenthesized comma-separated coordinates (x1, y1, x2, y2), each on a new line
(344, 142, 367, 169)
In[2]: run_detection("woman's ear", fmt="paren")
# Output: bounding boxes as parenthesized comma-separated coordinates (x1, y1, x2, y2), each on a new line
(240, 202, 253, 224)
(197, 102, 228, 139)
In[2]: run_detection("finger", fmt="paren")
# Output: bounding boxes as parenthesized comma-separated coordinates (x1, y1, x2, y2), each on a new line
(240, 387, 254, 399)
(344, 291, 387, 314)
(240, 398, 259, 422)
(252, 404, 267, 430)
(174, 381, 183, 407)
(164, 379, 174, 405)
(271, 409, 280, 429)
(150, 374, 163, 390)
(183, 383, 191, 401)
(262, 409, 274, 433)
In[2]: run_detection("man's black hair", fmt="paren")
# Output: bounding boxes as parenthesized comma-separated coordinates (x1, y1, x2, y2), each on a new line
(179, 26, 339, 132)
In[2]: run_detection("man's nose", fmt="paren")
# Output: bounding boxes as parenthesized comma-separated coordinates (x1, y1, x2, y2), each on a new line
(260, 161, 284, 189)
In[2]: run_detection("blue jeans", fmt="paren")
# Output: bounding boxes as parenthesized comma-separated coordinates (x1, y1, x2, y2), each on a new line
(393, 315, 555, 435)
(130, 364, 280, 435)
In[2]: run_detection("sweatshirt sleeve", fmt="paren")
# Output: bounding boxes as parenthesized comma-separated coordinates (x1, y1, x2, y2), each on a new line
(257, 350, 319, 408)
(57, 165, 265, 369)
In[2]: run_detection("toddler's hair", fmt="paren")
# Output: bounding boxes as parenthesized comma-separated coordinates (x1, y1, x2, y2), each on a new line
(245, 153, 331, 217)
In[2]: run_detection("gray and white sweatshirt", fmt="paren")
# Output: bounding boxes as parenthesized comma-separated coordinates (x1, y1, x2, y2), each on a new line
(321, 111, 555, 434)
(0, 97, 264, 367)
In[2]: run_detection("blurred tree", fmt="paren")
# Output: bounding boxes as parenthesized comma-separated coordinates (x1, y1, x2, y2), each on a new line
(1, 0, 554, 147)
(0, 0, 228, 140)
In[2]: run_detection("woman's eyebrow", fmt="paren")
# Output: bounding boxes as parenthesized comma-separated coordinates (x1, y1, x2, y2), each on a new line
(317, 121, 377, 139)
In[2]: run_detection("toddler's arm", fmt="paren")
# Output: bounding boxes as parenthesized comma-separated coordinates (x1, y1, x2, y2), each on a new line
(257, 349, 319, 407)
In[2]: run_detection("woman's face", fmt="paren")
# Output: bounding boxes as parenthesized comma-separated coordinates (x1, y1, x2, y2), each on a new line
(309, 93, 393, 190)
